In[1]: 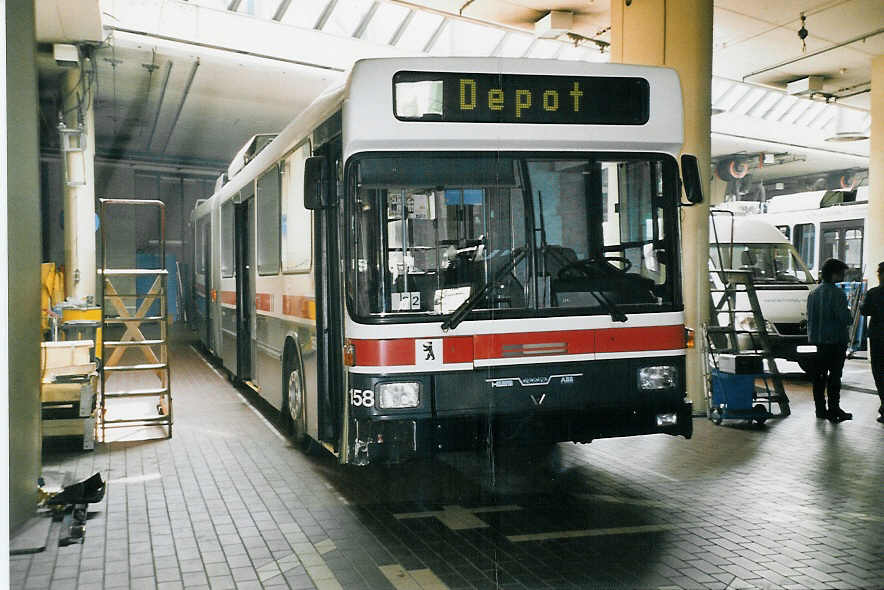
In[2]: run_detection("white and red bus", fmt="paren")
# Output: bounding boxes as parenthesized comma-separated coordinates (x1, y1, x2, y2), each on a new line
(191, 57, 704, 465)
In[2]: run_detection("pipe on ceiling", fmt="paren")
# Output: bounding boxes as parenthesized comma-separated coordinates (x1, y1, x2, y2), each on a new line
(146, 61, 173, 151)
(742, 27, 884, 83)
(160, 58, 200, 154)
(105, 26, 346, 73)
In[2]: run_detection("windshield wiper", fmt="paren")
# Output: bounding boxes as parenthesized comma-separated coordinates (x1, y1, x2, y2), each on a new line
(588, 288, 628, 323)
(556, 257, 628, 323)
(441, 247, 527, 331)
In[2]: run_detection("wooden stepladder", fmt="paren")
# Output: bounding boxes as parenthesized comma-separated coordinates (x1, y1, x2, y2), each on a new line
(98, 199, 172, 439)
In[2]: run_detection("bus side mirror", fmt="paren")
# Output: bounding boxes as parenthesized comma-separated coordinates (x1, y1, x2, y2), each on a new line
(680, 154, 704, 205)
(304, 156, 328, 210)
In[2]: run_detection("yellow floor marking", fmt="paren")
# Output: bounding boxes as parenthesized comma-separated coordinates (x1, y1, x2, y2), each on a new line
(394, 504, 522, 530)
(379, 564, 449, 590)
(573, 493, 671, 508)
(507, 523, 680, 542)
(314, 538, 336, 554)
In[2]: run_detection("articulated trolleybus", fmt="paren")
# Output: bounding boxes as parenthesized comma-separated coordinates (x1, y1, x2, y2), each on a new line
(192, 58, 704, 465)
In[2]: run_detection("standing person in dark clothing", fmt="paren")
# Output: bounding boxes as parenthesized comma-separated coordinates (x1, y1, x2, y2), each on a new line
(859, 261, 884, 424)
(806, 258, 853, 422)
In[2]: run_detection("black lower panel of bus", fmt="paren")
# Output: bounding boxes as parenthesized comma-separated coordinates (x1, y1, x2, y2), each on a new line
(347, 356, 692, 465)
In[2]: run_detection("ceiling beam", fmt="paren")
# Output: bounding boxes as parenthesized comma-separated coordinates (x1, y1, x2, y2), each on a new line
(422, 18, 448, 53)
(489, 31, 509, 57)
(521, 38, 537, 58)
(388, 10, 414, 45)
(314, 0, 338, 30)
(353, 2, 379, 39)
(227, 0, 241, 10)
(160, 58, 200, 154)
(272, 0, 292, 21)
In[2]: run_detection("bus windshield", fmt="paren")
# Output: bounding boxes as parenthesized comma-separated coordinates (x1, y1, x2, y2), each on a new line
(710, 243, 815, 284)
(347, 154, 679, 321)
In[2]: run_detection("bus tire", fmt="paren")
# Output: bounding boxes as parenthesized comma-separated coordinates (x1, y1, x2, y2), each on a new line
(283, 340, 308, 447)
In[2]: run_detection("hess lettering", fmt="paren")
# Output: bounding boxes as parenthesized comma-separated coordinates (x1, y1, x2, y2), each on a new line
(459, 78, 585, 119)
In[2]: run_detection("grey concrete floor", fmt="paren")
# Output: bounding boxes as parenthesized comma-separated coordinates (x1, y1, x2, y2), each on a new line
(11, 330, 884, 590)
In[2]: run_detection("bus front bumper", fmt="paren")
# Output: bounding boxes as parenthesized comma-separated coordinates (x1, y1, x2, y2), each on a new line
(347, 402, 693, 465)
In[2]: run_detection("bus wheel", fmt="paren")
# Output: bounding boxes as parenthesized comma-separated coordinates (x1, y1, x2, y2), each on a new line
(283, 344, 308, 446)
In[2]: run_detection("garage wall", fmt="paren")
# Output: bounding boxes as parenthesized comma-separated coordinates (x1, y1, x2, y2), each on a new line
(7, 0, 43, 533)
(40, 157, 217, 310)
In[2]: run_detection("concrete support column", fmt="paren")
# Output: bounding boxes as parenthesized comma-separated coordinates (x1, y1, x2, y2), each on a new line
(611, 0, 713, 410)
(62, 60, 97, 300)
(5, 0, 43, 532)
(868, 55, 884, 289)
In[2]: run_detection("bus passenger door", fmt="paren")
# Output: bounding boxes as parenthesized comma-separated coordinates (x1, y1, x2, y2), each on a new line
(313, 138, 344, 446)
(820, 220, 864, 281)
(203, 221, 213, 352)
(234, 198, 254, 381)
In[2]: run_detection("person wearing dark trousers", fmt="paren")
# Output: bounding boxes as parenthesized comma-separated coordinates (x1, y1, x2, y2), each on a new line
(859, 261, 884, 424)
(807, 258, 853, 422)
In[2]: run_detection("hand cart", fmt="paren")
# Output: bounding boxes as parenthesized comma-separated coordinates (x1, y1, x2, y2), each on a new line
(702, 337, 773, 426)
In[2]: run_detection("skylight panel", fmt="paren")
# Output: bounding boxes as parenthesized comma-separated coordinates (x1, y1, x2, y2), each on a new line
(280, 1, 331, 28)
(394, 11, 444, 52)
(496, 32, 533, 58)
(361, 2, 410, 43)
(321, 0, 374, 37)
(526, 39, 559, 59)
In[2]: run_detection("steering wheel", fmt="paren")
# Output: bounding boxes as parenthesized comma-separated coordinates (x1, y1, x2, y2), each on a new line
(556, 256, 632, 279)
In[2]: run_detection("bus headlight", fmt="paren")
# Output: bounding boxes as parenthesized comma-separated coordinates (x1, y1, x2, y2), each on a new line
(638, 366, 677, 390)
(377, 382, 420, 409)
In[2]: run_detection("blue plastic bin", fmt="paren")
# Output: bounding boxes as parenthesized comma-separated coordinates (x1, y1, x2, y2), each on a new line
(710, 369, 755, 411)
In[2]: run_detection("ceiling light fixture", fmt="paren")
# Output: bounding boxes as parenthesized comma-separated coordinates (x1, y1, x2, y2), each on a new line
(797, 13, 808, 52)
(825, 108, 869, 142)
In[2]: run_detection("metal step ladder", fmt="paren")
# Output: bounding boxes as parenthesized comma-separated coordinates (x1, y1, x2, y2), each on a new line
(706, 210, 790, 417)
(98, 199, 172, 439)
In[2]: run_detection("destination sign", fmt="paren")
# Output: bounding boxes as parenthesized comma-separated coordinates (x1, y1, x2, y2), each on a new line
(393, 71, 649, 125)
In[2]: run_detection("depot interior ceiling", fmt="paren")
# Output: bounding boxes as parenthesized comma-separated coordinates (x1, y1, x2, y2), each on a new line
(34, 0, 881, 178)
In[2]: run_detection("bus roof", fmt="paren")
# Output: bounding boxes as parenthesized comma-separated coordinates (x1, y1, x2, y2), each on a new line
(710, 216, 790, 245)
(194, 57, 686, 219)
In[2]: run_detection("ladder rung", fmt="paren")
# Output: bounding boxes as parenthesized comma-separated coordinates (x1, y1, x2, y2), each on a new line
(100, 269, 168, 276)
(104, 316, 165, 323)
(104, 340, 165, 347)
(103, 388, 169, 398)
(102, 293, 167, 298)
(102, 416, 171, 425)
(104, 363, 168, 372)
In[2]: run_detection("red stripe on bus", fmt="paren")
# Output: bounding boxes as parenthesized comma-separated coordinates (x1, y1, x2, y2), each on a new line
(473, 330, 592, 359)
(351, 325, 684, 367)
(282, 295, 316, 320)
(352, 339, 415, 366)
(443, 336, 473, 363)
(595, 325, 685, 352)
(220, 291, 236, 305)
(255, 293, 272, 312)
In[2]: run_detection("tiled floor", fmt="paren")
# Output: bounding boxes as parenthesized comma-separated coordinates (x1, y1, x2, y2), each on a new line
(11, 332, 884, 590)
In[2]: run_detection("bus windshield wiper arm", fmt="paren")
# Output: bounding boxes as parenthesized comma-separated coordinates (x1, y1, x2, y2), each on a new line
(560, 258, 628, 322)
(441, 247, 527, 332)
(588, 288, 628, 323)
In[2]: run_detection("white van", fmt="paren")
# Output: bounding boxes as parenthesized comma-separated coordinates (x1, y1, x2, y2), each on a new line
(709, 216, 817, 372)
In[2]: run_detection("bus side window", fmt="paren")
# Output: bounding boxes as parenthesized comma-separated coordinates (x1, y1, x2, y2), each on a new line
(792, 223, 815, 270)
(257, 165, 282, 276)
(221, 201, 234, 278)
(282, 144, 313, 272)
